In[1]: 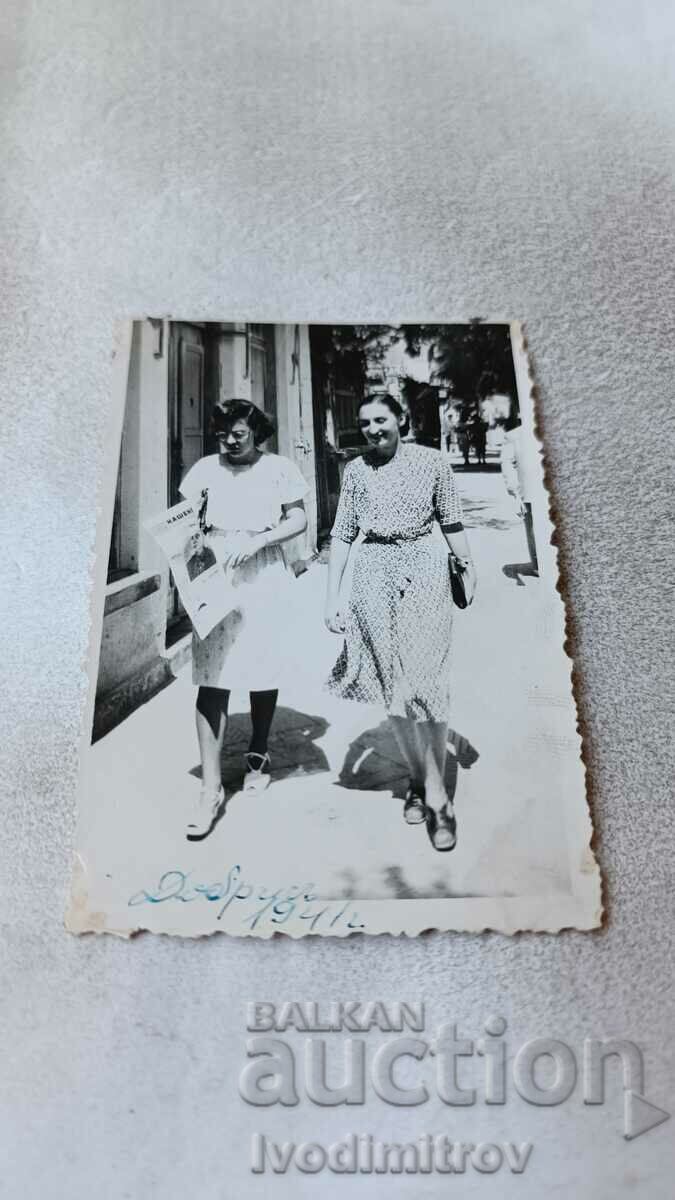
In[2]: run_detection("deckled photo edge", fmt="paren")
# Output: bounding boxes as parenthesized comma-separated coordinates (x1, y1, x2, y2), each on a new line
(68, 319, 602, 938)
(67, 321, 133, 933)
(509, 322, 601, 925)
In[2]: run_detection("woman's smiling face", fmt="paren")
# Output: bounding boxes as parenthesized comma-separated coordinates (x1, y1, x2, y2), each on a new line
(358, 401, 404, 455)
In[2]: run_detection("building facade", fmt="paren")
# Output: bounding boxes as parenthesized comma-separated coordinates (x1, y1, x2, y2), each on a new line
(95, 321, 410, 739)
(96, 321, 318, 739)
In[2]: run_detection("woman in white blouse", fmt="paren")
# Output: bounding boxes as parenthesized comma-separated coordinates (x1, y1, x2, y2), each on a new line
(180, 399, 308, 839)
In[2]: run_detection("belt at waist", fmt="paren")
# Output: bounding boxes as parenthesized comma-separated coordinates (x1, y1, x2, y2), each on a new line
(362, 530, 433, 545)
(206, 526, 271, 536)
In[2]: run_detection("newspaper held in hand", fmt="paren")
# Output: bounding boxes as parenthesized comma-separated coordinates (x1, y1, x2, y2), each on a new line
(144, 499, 237, 639)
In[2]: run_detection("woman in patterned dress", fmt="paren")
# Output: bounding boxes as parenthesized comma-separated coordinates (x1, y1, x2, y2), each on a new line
(325, 395, 476, 851)
(179, 399, 308, 840)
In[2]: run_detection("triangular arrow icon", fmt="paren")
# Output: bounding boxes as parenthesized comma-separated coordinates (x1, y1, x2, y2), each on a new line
(624, 1090, 671, 1140)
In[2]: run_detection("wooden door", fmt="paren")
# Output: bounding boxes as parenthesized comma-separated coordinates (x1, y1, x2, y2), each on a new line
(249, 324, 278, 451)
(167, 324, 205, 627)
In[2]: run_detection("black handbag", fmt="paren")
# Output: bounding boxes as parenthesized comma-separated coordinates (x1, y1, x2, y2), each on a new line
(448, 551, 470, 609)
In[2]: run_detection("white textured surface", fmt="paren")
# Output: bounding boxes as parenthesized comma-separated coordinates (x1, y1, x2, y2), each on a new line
(1, 2, 673, 1196)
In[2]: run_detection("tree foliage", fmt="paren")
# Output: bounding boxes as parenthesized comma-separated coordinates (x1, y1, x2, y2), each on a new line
(310, 323, 517, 422)
(400, 322, 517, 422)
(310, 325, 399, 396)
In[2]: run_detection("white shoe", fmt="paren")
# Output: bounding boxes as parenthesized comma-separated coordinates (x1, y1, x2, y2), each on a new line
(243, 752, 272, 795)
(186, 784, 226, 840)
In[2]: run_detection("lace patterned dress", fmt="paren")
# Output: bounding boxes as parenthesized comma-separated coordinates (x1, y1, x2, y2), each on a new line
(327, 442, 464, 722)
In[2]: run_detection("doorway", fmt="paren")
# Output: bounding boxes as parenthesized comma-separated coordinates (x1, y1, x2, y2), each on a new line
(166, 323, 208, 636)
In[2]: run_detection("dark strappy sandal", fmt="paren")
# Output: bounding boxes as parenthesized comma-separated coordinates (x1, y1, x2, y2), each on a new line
(426, 805, 457, 852)
(403, 783, 427, 825)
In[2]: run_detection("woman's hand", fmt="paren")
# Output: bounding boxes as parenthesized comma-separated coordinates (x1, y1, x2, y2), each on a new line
(462, 560, 477, 605)
(222, 532, 267, 569)
(444, 528, 476, 606)
(324, 601, 346, 634)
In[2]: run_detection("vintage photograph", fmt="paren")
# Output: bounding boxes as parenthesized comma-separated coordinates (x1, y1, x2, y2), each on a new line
(69, 321, 600, 936)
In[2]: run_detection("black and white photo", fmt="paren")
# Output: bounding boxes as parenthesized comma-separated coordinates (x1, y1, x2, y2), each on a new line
(69, 321, 600, 936)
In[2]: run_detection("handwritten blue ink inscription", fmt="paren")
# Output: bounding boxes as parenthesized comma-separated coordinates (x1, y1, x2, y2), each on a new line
(128, 865, 365, 932)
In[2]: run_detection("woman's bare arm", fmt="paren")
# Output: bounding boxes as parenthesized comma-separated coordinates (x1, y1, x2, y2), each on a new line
(325, 537, 351, 632)
(440, 524, 477, 605)
(224, 500, 307, 566)
(262, 499, 307, 547)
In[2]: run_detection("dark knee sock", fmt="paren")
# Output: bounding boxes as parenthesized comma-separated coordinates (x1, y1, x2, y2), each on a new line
(197, 686, 230, 739)
(249, 689, 278, 755)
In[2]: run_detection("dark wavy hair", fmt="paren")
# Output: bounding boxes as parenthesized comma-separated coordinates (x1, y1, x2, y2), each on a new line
(211, 398, 275, 446)
(357, 393, 410, 437)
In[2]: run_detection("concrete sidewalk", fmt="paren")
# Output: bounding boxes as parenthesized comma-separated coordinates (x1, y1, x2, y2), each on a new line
(80, 470, 576, 913)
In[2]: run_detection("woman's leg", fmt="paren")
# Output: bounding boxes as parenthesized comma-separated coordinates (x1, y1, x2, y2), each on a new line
(417, 720, 451, 813)
(389, 714, 453, 836)
(523, 503, 539, 574)
(389, 715, 425, 789)
(389, 716, 450, 806)
(249, 689, 279, 756)
(244, 689, 278, 795)
(196, 686, 230, 794)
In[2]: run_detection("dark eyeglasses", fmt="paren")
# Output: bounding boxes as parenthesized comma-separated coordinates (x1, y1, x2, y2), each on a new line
(215, 429, 249, 442)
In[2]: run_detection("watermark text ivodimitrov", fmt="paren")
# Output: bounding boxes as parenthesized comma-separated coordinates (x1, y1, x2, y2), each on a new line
(239, 1001, 670, 1173)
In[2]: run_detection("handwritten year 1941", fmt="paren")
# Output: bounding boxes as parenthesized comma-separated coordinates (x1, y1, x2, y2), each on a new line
(128, 865, 364, 932)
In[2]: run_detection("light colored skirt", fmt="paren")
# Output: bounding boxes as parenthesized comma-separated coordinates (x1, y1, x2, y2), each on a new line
(192, 542, 296, 691)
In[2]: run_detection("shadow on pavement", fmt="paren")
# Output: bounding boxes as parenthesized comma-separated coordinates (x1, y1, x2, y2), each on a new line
(189, 706, 330, 790)
(338, 861, 497, 902)
(502, 562, 539, 586)
(451, 462, 502, 473)
(336, 721, 479, 802)
(461, 496, 517, 531)
(380, 864, 496, 900)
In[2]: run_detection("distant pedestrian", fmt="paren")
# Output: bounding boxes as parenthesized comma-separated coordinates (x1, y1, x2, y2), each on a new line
(457, 425, 471, 467)
(499, 399, 539, 575)
(470, 416, 488, 465)
(324, 394, 476, 852)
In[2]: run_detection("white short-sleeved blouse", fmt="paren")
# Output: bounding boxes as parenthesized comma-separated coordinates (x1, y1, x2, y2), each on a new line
(180, 452, 309, 532)
(178, 452, 309, 690)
